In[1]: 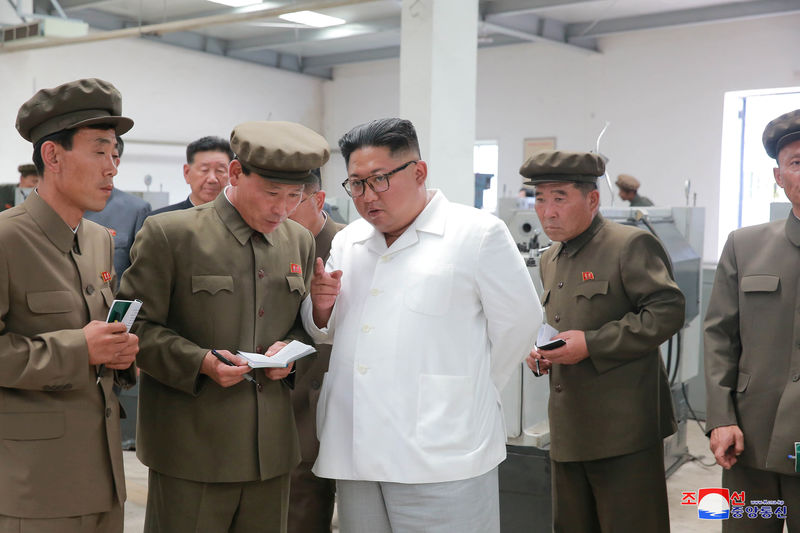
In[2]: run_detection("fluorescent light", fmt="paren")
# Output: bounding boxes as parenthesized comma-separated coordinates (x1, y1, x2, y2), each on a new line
(279, 10, 345, 28)
(207, 0, 262, 7)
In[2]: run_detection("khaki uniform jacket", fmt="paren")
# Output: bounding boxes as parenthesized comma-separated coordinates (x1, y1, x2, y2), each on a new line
(0, 192, 133, 518)
(118, 193, 314, 483)
(540, 214, 683, 462)
(292, 216, 345, 461)
(705, 215, 800, 475)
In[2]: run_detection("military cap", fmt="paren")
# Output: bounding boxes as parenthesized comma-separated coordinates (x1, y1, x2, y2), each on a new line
(17, 163, 38, 176)
(519, 150, 605, 185)
(230, 121, 330, 184)
(615, 173, 640, 191)
(16, 78, 133, 144)
(763, 109, 800, 160)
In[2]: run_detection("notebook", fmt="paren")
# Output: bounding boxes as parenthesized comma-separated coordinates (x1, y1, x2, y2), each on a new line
(105, 299, 142, 332)
(238, 340, 316, 368)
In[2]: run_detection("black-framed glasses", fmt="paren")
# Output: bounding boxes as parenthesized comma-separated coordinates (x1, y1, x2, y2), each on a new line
(341, 160, 418, 198)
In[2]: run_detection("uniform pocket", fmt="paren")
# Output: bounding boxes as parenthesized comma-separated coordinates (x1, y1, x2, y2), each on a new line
(741, 275, 779, 293)
(403, 265, 454, 316)
(0, 412, 65, 440)
(416, 374, 473, 451)
(736, 372, 751, 393)
(286, 275, 306, 296)
(26, 291, 74, 314)
(575, 280, 608, 300)
(191, 275, 234, 295)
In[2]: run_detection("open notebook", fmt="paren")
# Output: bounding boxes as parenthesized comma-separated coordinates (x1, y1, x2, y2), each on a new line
(238, 340, 316, 368)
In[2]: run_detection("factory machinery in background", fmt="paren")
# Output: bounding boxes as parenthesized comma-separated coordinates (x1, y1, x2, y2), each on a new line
(496, 198, 705, 533)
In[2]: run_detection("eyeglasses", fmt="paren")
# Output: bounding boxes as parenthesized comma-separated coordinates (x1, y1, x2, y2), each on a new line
(298, 190, 319, 204)
(341, 160, 418, 198)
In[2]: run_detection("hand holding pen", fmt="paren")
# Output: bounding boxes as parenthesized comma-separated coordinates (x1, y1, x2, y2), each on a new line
(201, 349, 262, 391)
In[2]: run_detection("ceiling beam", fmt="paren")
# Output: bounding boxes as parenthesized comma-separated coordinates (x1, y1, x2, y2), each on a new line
(483, 11, 597, 53)
(301, 45, 399, 69)
(228, 16, 399, 53)
(481, 0, 598, 17)
(566, 0, 800, 39)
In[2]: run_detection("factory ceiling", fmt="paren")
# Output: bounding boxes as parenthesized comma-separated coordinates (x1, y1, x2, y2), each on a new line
(2, 0, 797, 79)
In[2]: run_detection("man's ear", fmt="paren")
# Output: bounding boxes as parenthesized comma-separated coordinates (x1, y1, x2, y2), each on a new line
(414, 160, 428, 185)
(183, 163, 191, 184)
(41, 141, 60, 173)
(315, 190, 326, 211)
(774, 167, 783, 189)
(228, 160, 243, 186)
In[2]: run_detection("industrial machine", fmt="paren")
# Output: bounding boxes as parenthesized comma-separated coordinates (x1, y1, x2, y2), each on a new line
(497, 199, 704, 533)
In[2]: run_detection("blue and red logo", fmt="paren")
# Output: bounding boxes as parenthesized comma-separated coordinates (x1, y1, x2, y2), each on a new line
(682, 488, 745, 520)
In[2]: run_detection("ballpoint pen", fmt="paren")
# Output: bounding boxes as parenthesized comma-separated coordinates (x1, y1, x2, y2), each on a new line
(211, 349, 263, 392)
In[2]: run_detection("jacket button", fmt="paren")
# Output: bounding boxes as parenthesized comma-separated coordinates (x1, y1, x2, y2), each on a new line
(256, 345, 264, 353)
(554, 314, 560, 323)
(257, 269, 265, 279)
(357, 365, 368, 375)
(558, 281, 564, 288)
(554, 384, 563, 392)
(258, 308, 264, 317)
(311, 379, 321, 389)
(793, 374, 800, 382)
(105, 407, 112, 418)
(86, 285, 95, 295)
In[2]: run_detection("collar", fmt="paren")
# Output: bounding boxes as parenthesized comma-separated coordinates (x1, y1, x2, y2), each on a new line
(786, 211, 800, 248)
(25, 190, 80, 253)
(216, 189, 273, 246)
(556, 213, 604, 259)
(349, 189, 447, 247)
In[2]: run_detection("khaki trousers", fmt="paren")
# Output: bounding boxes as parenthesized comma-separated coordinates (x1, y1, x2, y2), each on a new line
(551, 443, 670, 533)
(722, 463, 800, 532)
(0, 501, 123, 533)
(144, 469, 289, 533)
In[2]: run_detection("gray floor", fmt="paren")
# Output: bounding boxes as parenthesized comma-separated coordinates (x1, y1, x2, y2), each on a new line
(121, 421, 740, 532)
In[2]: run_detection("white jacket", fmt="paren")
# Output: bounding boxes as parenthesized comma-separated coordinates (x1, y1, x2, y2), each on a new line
(302, 191, 541, 483)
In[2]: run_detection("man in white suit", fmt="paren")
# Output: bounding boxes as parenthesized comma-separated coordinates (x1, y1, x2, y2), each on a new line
(302, 118, 541, 533)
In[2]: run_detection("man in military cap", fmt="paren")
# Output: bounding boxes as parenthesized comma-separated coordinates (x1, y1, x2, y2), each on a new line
(286, 170, 345, 533)
(616, 173, 654, 206)
(118, 120, 328, 532)
(705, 109, 800, 532)
(0, 78, 138, 532)
(303, 118, 540, 533)
(521, 150, 684, 532)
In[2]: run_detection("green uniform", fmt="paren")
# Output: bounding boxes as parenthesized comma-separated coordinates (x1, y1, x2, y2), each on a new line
(118, 192, 314, 532)
(540, 213, 684, 532)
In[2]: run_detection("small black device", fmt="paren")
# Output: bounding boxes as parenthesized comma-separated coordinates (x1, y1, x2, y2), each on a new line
(537, 338, 566, 351)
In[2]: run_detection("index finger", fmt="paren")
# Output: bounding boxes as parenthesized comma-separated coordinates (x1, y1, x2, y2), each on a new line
(314, 257, 325, 277)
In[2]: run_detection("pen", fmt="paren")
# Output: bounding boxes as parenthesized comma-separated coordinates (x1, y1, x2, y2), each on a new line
(536, 358, 541, 376)
(211, 349, 262, 392)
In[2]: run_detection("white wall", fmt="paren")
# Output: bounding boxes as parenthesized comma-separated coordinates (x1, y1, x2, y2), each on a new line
(322, 14, 800, 261)
(1, 37, 325, 206)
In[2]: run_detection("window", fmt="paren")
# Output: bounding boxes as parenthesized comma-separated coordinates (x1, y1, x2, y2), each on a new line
(719, 88, 800, 255)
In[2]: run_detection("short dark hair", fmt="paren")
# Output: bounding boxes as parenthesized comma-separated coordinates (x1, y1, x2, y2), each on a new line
(338, 118, 420, 167)
(305, 168, 322, 193)
(186, 136, 234, 164)
(32, 123, 115, 175)
(116, 135, 125, 158)
(573, 181, 598, 196)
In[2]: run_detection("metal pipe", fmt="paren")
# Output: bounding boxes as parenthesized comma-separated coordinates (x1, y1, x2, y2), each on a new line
(0, 0, 374, 53)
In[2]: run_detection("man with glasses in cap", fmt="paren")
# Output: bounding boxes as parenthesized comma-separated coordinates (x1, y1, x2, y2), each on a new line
(705, 109, 800, 532)
(119, 120, 328, 533)
(0, 78, 139, 532)
(287, 170, 345, 533)
(520, 150, 684, 533)
(303, 117, 540, 533)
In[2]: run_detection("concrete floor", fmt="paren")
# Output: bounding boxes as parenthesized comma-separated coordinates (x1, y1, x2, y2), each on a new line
(121, 420, 744, 532)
